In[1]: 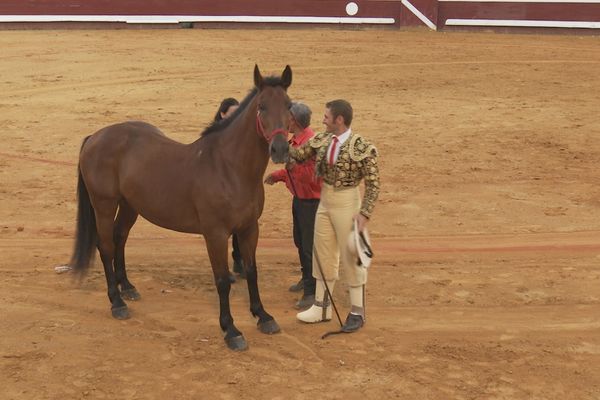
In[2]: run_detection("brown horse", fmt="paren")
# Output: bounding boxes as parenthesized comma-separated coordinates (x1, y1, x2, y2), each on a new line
(69, 65, 292, 351)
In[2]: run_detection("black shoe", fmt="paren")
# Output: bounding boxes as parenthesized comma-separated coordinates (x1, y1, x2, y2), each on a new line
(341, 313, 364, 333)
(288, 278, 304, 293)
(294, 294, 315, 310)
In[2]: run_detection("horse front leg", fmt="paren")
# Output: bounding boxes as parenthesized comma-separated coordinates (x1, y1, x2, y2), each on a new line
(238, 222, 281, 335)
(204, 232, 247, 351)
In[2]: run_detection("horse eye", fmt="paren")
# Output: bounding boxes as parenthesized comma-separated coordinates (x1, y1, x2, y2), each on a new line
(259, 104, 266, 112)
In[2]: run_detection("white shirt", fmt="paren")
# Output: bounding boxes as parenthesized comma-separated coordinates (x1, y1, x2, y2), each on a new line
(328, 128, 351, 165)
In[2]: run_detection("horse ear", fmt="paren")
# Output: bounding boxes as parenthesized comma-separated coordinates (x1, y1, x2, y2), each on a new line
(254, 64, 264, 88)
(281, 65, 292, 89)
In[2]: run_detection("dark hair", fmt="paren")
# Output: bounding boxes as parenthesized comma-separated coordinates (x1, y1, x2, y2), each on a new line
(214, 97, 239, 122)
(202, 75, 288, 137)
(325, 99, 353, 127)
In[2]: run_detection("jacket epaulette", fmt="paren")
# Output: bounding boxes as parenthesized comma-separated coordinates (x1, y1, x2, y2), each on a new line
(348, 135, 378, 162)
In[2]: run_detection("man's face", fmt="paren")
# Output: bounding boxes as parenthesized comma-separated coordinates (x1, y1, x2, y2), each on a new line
(323, 108, 336, 134)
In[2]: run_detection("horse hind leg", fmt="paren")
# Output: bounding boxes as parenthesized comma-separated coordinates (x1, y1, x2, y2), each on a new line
(94, 197, 130, 319)
(113, 199, 141, 301)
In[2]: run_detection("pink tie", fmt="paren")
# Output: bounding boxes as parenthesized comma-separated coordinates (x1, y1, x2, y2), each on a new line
(329, 136, 339, 166)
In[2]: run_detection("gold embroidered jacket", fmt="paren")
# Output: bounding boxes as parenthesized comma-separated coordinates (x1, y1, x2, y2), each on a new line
(289, 132, 380, 218)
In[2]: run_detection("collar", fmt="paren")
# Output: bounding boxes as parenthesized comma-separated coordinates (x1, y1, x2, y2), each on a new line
(333, 128, 351, 145)
(291, 127, 315, 146)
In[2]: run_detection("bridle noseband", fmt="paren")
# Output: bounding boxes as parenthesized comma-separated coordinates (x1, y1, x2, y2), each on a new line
(256, 110, 287, 143)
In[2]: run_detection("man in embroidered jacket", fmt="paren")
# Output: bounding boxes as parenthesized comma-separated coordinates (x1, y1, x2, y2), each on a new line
(288, 99, 380, 332)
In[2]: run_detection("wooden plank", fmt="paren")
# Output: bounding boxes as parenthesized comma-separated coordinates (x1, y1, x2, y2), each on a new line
(400, 0, 438, 27)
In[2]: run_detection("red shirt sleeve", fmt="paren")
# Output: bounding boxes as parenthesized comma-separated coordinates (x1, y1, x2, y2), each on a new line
(288, 158, 321, 199)
(270, 168, 287, 183)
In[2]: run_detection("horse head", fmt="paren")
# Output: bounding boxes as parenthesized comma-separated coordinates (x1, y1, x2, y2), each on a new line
(254, 65, 292, 164)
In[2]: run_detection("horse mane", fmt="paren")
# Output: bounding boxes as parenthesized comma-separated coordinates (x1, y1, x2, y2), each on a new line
(201, 76, 286, 137)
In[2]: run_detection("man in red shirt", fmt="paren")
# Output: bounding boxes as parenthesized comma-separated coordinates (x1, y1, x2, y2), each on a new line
(265, 102, 322, 309)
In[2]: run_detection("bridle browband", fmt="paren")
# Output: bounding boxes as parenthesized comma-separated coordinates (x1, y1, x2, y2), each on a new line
(255, 110, 288, 142)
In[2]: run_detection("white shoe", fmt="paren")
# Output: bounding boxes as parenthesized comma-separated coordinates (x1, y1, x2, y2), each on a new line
(296, 279, 335, 323)
(297, 303, 331, 323)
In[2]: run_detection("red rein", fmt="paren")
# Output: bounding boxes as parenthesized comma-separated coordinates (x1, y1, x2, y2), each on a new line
(255, 111, 288, 143)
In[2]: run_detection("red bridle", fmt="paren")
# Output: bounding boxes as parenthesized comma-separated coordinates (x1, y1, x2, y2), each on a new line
(255, 111, 288, 143)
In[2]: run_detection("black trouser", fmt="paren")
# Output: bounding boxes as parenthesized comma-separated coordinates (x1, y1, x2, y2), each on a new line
(231, 235, 242, 272)
(292, 197, 319, 296)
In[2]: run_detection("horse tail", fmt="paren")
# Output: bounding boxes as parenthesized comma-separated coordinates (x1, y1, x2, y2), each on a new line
(69, 136, 97, 275)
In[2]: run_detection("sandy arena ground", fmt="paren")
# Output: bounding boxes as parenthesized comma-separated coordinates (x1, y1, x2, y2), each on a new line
(1, 28, 600, 399)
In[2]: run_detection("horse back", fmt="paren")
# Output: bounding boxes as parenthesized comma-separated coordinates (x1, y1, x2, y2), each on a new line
(79, 121, 205, 232)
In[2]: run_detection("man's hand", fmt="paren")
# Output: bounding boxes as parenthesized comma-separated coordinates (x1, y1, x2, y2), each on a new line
(264, 174, 276, 185)
(354, 213, 369, 232)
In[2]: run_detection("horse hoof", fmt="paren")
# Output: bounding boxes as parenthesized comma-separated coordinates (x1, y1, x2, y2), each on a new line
(225, 335, 248, 351)
(258, 319, 281, 335)
(120, 288, 141, 301)
(111, 306, 130, 320)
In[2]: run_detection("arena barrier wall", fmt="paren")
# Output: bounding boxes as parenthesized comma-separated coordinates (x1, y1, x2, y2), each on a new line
(0, 0, 598, 33)
(0, 1, 402, 26)
(438, 0, 600, 31)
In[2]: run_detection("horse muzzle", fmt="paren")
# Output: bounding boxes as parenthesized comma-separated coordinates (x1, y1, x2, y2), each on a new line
(269, 133, 289, 164)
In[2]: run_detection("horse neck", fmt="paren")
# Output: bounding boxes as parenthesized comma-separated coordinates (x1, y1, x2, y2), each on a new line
(221, 99, 270, 181)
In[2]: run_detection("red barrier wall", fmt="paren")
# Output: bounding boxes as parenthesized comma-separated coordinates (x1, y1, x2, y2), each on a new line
(1, 0, 599, 33)
(0, 0, 399, 19)
(437, 1, 600, 31)
(400, 0, 439, 27)
(439, 2, 600, 21)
